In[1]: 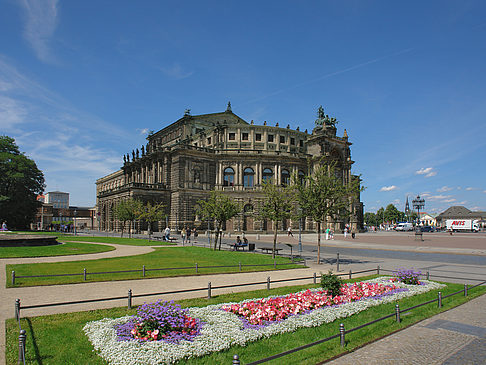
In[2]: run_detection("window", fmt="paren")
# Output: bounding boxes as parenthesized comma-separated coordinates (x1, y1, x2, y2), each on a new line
(243, 167, 255, 187)
(242, 132, 249, 141)
(299, 140, 304, 148)
(229, 133, 235, 140)
(262, 168, 273, 183)
(255, 133, 262, 141)
(290, 137, 295, 145)
(207, 137, 211, 145)
(194, 170, 201, 183)
(223, 167, 235, 186)
(280, 135, 285, 144)
(281, 169, 290, 186)
(298, 170, 305, 185)
(268, 134, 274, 143)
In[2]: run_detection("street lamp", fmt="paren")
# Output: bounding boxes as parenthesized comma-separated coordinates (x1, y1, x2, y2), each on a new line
(412, 195, 425, 226)
(298, 207, 303, 253)
(74, 209, 77, 236)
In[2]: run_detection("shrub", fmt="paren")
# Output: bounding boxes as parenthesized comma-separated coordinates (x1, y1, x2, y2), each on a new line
(320, 271, 343, 297)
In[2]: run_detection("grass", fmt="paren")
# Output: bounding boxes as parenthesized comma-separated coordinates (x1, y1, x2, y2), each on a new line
(5, 276, 486, 365)
(0, 242, 115, 258)
(6, 246, 303, 287)
(9, 231, 177, 246)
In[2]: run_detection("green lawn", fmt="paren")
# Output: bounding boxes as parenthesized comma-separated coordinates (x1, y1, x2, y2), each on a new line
(0, 241, 115, 258)
(7, 246, 302, 287)
(5, 277, 485, 365)
(10, 231, 177, 246)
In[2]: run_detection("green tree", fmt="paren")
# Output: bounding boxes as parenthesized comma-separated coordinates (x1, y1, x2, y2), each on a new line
(296, 162, 363, 264)
(196, 191, 240, 250)
(376, 207, 385, 227)
(0, 136, 45, 229)
(259, 179, 296, 258)
(384, 204, 401, 224)
(363, 212, 377, 227)
(114, 199, 142, 238)
(138, 201, 166, 240)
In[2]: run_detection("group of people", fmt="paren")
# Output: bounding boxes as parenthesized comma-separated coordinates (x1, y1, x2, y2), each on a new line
(180, 227, 198, 245)
(232, 235, 249, 250)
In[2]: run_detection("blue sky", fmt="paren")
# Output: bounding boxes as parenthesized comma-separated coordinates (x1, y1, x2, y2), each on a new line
(1, 0, 485, 214)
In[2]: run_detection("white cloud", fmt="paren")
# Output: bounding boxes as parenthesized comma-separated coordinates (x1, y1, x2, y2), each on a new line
(380, 185, 397, 192)
(19, 0, 59, 63)
(437, 186, 453, 192)
(138, 128, 149, 135)
(159, 63, 194, 80)
(0, 96, 28, 131)
(442, 199, 457, 203)
(427, 194, 453, 201)
(415, 167, 437, 178)
(465, 187, 475, 191)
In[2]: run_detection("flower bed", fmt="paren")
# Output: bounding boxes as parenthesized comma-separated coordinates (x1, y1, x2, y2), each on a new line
(83, 277, 445, 365)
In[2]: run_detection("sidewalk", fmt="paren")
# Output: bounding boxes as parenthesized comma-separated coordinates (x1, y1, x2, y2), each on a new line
(1, 236, 485, 365)
(328, 293, 486, 365)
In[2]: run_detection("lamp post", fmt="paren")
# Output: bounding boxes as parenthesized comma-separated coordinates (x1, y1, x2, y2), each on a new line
(412, 195, 425, 227)
(298, 207, 302, 253)
(74, 209, 77, 236)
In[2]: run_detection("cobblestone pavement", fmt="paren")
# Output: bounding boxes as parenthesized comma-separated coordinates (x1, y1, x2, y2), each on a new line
(1, 232, 485, 365)
(327, 294, 486, 365)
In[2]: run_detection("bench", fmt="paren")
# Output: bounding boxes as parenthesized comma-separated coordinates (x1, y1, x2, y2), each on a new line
(227, 243, 248, 251)
(152, 233, 177, 242)
(259, 247, 282, 255)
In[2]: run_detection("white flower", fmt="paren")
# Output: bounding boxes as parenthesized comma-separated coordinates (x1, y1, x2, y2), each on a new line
(83, 278, 445, 364)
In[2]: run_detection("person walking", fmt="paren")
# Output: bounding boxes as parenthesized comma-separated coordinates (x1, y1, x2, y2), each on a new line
(187, 227, 191, 244)
(164, 226, 170, 241)
(181, 227, 187, 245)
(287, 226, 293, 237)
(344, 226, 348, 239)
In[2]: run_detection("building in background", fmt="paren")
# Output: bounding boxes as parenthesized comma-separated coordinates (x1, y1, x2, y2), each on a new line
(436, 206, 486, 229)
(45, 191, 69, 209)
(96, 104, 363, 233)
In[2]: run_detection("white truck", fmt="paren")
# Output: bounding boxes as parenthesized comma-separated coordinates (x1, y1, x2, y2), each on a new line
(446, 219, 480, 232)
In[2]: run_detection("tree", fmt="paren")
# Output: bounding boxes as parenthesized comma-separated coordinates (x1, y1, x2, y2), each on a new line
(296, 162, 363, 264)
(114, 199, 142, 238)
(259, 179, 296, 258)
(384, 204, 401, 224)
(138, 201, 166, 240)
(196, 191, 240, 250)
(363, 212, 377, 227)
(0, 136, 45, 229)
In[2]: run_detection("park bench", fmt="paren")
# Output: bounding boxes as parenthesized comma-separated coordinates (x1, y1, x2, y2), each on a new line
(259, 247, 282, 255)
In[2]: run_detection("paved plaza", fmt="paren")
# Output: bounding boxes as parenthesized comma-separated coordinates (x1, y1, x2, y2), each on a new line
(1, 231, 485, 364)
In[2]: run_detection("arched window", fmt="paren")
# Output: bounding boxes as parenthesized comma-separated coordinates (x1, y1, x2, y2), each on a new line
(281, 169, 290, 186)
(262, 168, 273, 183)
(298, 170, 305, 185)
(243, 167, 255, 187)
(194, 169, 201, 183)
(223, 167, 235, 186)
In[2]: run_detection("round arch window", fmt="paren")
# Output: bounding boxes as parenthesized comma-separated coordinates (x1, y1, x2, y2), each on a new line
(223, 167, 235, 186)
(243, 167, 255, 187)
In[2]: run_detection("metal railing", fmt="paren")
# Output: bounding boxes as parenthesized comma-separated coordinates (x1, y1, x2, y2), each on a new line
(14, 267, 486, 365)
(11, 260, 304, 285)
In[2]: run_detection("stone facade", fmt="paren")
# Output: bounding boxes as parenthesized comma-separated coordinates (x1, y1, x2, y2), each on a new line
(96, 105, 364, 233)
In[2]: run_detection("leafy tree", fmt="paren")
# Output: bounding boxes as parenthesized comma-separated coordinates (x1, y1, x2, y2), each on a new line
(363, 212, 377, 227)
(114, 199, 142, 238)
(384, 204, 401, 224)
(0, 136, 45, 229)
(196, 191, 240, 250)
(296, 162, 363, 264)
(376, 207, 385, 226)
(259, 179, 296, 258)
(138, 201, 166, 240)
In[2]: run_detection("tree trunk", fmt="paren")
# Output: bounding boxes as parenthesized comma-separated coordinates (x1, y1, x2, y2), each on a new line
(317, 221, 321, 264)
(218, 223, 223, 250)
(147, 221, 151, 242)
(272, 220, 278, 259)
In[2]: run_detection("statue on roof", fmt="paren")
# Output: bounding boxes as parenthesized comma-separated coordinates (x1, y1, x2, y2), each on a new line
(132, 150, 135, 160)
(226, 101, 232, 112)
(141, 145, 145, 156)
(123, 155, 126, 164)
(184, 109, 191, 116)
(136, 149, 139, 159)
(315, 105, 325, 127)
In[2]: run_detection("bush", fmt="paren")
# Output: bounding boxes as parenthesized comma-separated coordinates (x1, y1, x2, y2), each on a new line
(320, 271, 343, 297)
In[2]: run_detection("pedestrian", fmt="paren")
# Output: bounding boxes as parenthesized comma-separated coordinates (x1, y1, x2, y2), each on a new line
(344, 226, 348, 239)
(164, 226, 170, 241)
(1, 221, 7, 231)
(181, 227, 187, 245)
(187, 227, 191, 244)
(192, 227, 198, 242)
(287, 226, 293, 237)
(330, 229, 334, 240)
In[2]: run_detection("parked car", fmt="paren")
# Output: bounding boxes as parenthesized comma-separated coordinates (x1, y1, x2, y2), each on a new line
(420, 226, 435, 232)
(395, 223, 414, 231)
